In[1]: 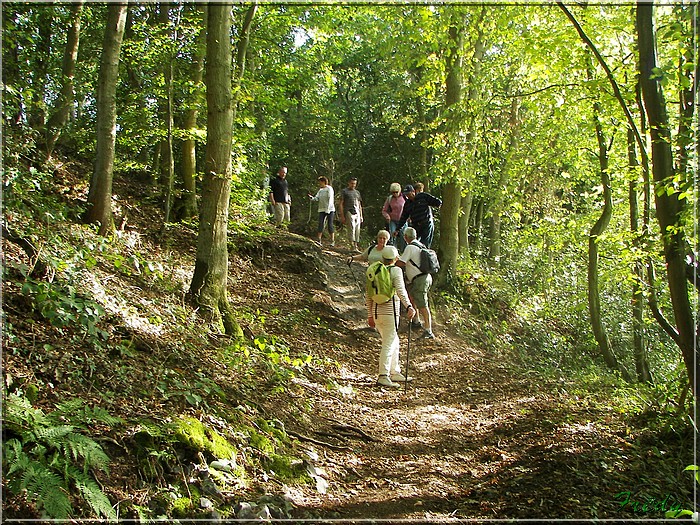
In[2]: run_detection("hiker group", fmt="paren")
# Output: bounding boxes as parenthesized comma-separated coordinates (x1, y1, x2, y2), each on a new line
(269, 168, 442, 390)
(344, 179, 442, 390)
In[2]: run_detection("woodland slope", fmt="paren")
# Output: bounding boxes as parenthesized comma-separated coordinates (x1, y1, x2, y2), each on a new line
(1, 170, 696, 522)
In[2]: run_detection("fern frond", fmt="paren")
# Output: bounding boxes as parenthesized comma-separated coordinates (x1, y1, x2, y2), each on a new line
(21, 461, 72, 519)
(3, 393, 47, 430)
(52, 400, 124, 429)
(73, 470, 118, 521)
(63, 433, 110, 473)
(32, 425, 74, 452)
(3, 439, 31, 486)
(3, 394, 119, 520)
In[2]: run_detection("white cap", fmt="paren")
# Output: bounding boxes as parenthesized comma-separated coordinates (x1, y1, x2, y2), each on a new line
(381, 246, 399, 260)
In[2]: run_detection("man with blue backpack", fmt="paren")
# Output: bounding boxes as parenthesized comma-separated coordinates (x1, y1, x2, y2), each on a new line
(397, 227, 439, 340)
(366, 245, 416, 388)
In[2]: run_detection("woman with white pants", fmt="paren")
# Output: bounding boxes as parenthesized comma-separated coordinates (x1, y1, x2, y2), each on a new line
(366, 246, 416, 388)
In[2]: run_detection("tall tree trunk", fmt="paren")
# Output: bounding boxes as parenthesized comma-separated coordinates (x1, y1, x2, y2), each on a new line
(158, 3, 175, 224)
(190, 3, 255, 335)
(28, 5, 52, 130)
(44, 1, 83, 159)
(3, 11, 24, 126)
(637, 3, 697, 394)
(588, 98, 632, 382)
(488, 97, 519, 268)
(436, 20, 464, 286)
(84, 2, 128, 235)
(179, 4, 206, 220)
(459, 6, 486, 256)
(628, 126, 652, 383)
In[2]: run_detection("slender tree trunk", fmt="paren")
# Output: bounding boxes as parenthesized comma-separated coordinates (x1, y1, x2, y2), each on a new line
(180, 4, 206, 220)
(588, 99, 632, 382)
(437, 21, 464, 285)
(44, 1, 83, 159)
(84, 2, 128, 235)
(29, 5, 52, 130)
(488, 97, 519, 268)
(628, 126, 652, 383)
(474, 198, 485, 255)
(459, 6, 486, 256)
(458, 193, 472, 253)
(158, 3, 175, 224)
(637, 3, 697, 394)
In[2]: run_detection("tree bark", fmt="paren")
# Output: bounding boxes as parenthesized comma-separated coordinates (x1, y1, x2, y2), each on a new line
(179, 4, 207, 221)
(44, 1, 83, 159)
(628, 126, 652, 383)
(437, 21, 465, 286)
(84, 2, 128, 236)
(588, 97, 632, 382)
(459, 6, 486, 256)
(488, 97, 519, 268)
(190, 3, 255, 336)
(156, 3, 176, 224)
(28, 5, 52, 130)
(637, 3, 697, 394)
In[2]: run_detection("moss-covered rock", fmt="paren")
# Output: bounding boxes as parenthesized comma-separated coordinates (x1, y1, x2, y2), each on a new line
(172, 416, 237, 460)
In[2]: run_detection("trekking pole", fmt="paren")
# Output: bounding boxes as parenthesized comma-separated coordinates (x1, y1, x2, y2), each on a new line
(404, 320, 411, 394)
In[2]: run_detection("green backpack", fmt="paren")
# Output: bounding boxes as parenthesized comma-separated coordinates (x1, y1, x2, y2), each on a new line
(366, 261, 395, 304)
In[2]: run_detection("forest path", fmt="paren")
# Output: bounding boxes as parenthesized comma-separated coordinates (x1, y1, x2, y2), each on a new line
(248, 235, 670, 521)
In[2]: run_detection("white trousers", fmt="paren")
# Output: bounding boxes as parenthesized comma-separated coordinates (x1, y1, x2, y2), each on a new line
(374, 313, 401, 377)
(346, 212, 361, 243)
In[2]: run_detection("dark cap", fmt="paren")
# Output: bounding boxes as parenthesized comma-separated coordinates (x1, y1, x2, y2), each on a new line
(403, 184, 415, 193)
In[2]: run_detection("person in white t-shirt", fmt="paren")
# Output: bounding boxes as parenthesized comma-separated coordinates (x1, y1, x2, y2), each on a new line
(397, 227, 435, 339)
(348, 229, 390, 266)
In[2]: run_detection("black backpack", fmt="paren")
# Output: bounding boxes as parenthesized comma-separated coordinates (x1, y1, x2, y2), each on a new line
(409, 241, 440, 275)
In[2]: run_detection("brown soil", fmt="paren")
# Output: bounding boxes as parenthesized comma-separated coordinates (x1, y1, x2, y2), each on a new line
(2, 171, 695, 522)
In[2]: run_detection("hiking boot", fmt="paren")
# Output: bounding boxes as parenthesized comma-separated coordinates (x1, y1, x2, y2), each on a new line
(390, 373, 413, 383)
(418, 330, 435, 340)
(377, 375, 401, 388)
(410, 319, 423, 329)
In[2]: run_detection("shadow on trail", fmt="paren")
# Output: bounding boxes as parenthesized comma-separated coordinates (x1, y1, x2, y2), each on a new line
(286, 241, 694, 522)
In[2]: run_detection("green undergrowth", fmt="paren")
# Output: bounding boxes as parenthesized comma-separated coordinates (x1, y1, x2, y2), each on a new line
(2, 394, 124, 520)
(438, 257, 694, 435)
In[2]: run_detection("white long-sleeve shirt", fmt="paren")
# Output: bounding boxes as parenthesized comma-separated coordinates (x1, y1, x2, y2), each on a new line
(367, 265, 412, 319)
(311, 185, 335, 213)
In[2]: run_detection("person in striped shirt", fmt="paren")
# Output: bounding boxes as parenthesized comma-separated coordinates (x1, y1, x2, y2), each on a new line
(367, 245, 416, 388)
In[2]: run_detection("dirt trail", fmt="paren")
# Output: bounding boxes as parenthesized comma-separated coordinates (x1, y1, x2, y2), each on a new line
(244, 236, 688, 522)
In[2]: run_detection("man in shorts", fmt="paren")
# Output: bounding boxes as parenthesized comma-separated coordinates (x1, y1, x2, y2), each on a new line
(397, 227, 435, 339)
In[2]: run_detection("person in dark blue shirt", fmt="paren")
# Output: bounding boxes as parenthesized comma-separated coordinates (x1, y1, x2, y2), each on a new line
(393, 183, 442, 248)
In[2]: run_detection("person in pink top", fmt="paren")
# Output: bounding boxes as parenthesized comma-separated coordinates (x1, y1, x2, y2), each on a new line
(381, 182, 407, 252)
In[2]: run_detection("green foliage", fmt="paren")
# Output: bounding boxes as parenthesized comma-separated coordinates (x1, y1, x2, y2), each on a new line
(2, 394, 120, 520)
(221, 334, 313, 396)
(155, 367, 225, 409)
(21, 279, 109, 341)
